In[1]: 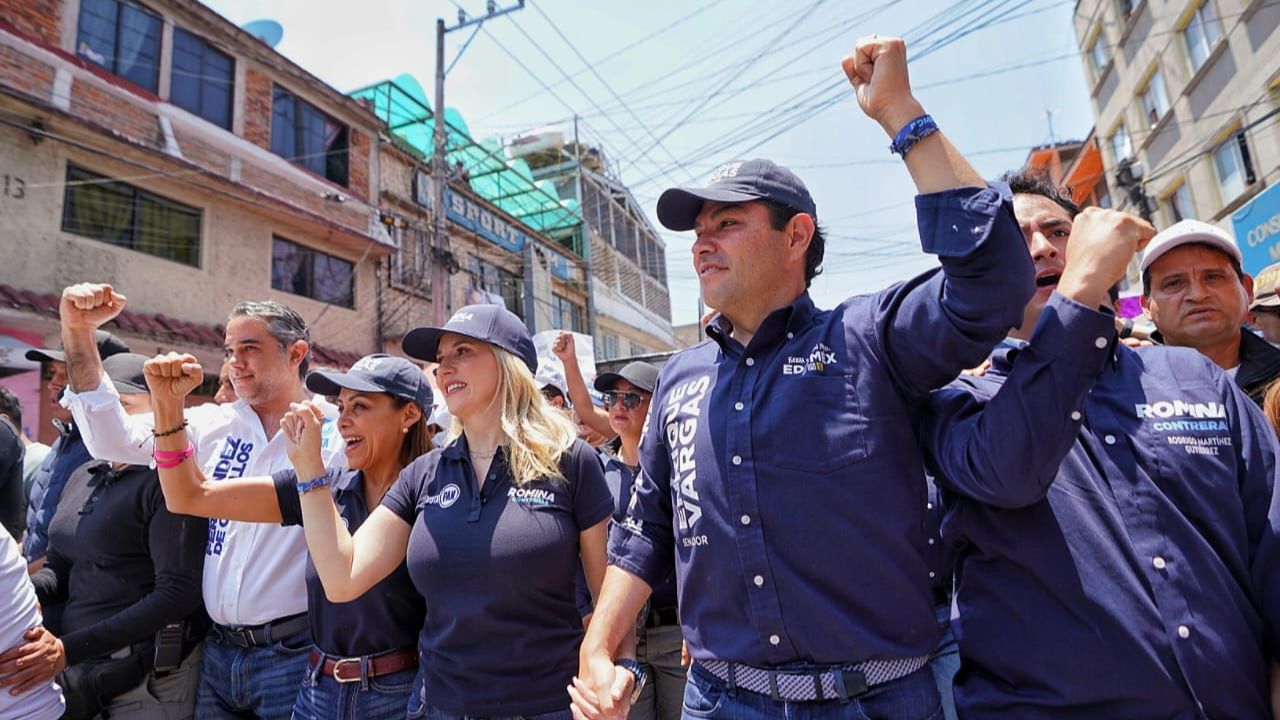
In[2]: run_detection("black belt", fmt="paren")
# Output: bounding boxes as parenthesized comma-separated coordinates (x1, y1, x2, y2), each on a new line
(644, 606, 679, 628)
(211, 613, 309, 648)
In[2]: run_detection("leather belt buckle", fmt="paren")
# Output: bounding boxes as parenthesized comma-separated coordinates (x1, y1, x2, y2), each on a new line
(332, 657, 363, 683)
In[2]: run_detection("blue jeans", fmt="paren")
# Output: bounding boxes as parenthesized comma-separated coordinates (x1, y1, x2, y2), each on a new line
(292, 658, 420, 720)
(681, 662, 943, 720)
(195, 630, 313, 719)
(928, 604, 959, 720)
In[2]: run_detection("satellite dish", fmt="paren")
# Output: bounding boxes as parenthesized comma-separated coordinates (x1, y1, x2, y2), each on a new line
(242, 19, 283, 48)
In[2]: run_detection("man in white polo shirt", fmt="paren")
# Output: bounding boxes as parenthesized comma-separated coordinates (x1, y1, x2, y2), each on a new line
(56, 283, 344, 719)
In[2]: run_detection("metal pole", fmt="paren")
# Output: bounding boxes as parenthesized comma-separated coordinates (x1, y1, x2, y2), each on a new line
(430, 17, 449, 325)
(575, 115, 597, 339)
(427, 2, 525, 325)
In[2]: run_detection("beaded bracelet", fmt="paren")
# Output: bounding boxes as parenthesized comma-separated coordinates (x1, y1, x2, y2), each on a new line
(153, 443, 195, 470)
(296, 474, 331, 494)
(153, 420, 188, 438)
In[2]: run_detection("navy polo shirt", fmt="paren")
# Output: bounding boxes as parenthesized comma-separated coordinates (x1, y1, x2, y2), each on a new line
(602, 455, 676, 613)
(382, 436, 613, 716)
(921, 293, 1280, 719)
(272, 467, 424, 658)
(610, 183, 1034, 666)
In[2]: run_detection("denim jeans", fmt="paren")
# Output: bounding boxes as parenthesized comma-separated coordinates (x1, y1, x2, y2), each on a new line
(928, 603, 960, 720)
(681, 662, 943, 720)
(195, 629, 312, 719)
(416, 706, 573, 720)
(630, 623, 688, 720)
(292, 658, 420, 720)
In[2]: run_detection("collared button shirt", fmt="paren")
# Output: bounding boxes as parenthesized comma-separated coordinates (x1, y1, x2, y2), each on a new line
(382, 436, 613, 716)
(921, 293, 1280, 720)
(273, 467, 424, 658)
(610, 184, 1034, 666)
(601, 454, 677, 612)
(63, 378, 345, 626)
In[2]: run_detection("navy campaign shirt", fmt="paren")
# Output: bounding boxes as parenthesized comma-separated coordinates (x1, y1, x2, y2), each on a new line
(382, 436, 613, 716)
(272, 467, 424, 658)
(610, 184, 1034, 666)
(601, 454, 677, 613)
(921, 293, 1280, 720)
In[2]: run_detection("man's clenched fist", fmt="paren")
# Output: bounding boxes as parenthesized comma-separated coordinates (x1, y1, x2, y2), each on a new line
(60, 283, 126, 331)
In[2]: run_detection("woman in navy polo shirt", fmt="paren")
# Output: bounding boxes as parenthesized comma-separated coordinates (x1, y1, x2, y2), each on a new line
(144, 352, 431, 720)
(282, 305, 623, 720)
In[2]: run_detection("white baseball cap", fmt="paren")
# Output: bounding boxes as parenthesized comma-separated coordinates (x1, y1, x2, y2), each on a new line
(1140, 219, 1241, 273)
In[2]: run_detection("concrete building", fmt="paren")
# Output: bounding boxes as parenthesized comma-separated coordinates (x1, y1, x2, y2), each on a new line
(352, 77, 592, 351)
(0, 0, 392, 440)
(1072, 0, 1280, 273)
(521, 137, 678, 359)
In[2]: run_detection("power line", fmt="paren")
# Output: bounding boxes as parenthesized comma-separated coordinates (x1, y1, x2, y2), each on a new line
(471, 0, 737, 123)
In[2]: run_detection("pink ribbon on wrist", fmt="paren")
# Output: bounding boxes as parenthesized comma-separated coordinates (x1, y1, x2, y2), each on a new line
(153, 443, 195, 470)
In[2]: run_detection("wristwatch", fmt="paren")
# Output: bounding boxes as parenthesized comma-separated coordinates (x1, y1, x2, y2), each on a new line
(615, 658, 647, 704)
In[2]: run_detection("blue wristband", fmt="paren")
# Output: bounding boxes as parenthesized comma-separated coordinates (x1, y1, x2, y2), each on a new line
(296, 473, 331, 494)
(889, 114, 939, 158)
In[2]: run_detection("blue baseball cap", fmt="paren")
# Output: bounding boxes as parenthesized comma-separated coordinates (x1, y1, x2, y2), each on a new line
(306, 353, 433, 411)
(656, 158, 817, 231)
(402, 304, 539, 372)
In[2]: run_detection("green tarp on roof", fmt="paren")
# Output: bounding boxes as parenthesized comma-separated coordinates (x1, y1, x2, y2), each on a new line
(350, 75, 582, 240)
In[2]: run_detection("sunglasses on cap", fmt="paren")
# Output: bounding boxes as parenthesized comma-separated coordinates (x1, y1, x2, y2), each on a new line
(602, 391, 647, 410)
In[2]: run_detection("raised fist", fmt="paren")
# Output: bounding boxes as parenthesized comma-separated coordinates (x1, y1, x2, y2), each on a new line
(1057, 207, 1156, 306)
(841, 35, 925, 135)
(60, 283, 126, 331)
(281, 400, 325, 466)
(144, 353, 204, 401)
(552, 332, 577, 364)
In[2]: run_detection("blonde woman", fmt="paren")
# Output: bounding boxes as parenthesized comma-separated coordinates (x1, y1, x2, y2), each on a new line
(283, 305, 630, 719)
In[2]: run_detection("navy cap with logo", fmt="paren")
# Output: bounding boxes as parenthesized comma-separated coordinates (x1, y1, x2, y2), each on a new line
(594, 361, 660, 394)
(307, 353, 433, 411)
(25, 330, 131, 364)
(656, 158, 817, 232)
(101, 353, 150, 395)
(402, 304, 538, 373)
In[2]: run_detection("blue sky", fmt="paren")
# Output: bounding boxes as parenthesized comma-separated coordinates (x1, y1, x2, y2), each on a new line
(203, 0, 1096, 326)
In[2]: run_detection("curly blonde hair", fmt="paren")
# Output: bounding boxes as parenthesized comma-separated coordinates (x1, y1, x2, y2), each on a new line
(446, 346, 578, 486)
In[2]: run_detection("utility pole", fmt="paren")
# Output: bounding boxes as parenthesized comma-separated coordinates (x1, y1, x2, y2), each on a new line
(573, 114, 598, 339)
(1041, 107, 1060, 145)
(430, 0, 525, 324)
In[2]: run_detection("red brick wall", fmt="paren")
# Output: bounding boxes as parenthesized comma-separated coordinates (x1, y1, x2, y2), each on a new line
(243, 67, 272, 150)
(1, 0, 62, 47)
(0, 43, 54, 99)
(239, 162, 369, 234)
(69, 79, 158, 148)
(173, 127, 230, 175)
(348, 129, 370, 201)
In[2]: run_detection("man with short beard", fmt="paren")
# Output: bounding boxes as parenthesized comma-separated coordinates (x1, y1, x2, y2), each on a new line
(22, 330, 129, 571)
(57, 284, 345, 719)
(921, 169, 1280, 718)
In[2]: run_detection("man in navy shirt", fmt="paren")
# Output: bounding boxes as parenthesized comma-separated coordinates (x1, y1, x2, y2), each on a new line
(920, 168, 1280, 719)
(572, 36, 1034, 719)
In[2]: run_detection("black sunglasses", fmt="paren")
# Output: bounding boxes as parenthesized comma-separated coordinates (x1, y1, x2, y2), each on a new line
(602, 391, 646, 410)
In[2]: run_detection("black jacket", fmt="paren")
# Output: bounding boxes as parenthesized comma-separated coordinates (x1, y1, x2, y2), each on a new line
(1235, 329, 1280, 406)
